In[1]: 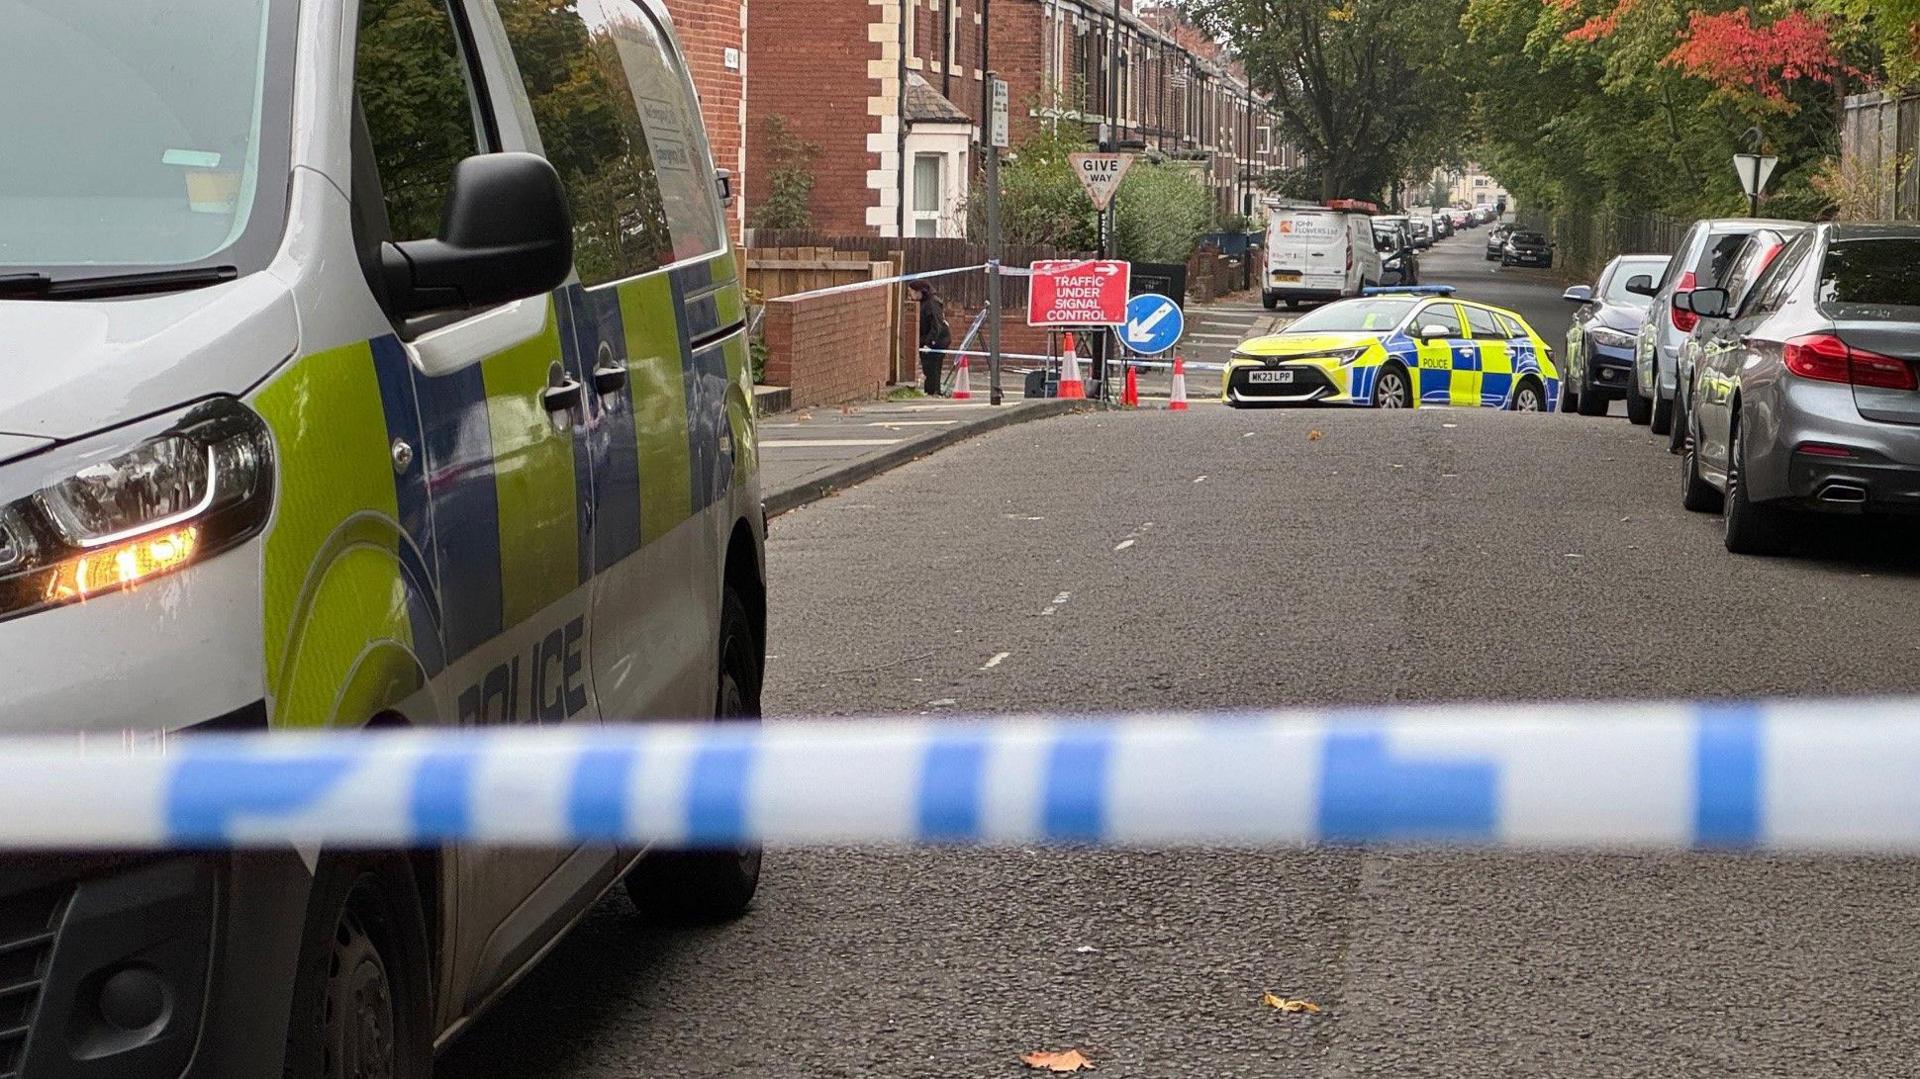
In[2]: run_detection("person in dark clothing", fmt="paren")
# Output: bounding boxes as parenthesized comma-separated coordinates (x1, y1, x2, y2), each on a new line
(911, 280, 951, 396)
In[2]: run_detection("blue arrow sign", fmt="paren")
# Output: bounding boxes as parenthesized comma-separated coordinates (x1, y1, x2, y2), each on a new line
(1123, 293, 1184, 356)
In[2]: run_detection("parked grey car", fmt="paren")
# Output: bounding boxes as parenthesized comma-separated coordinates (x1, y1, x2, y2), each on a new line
(1560, 254, 1670, 416)
(1630, 217, 1801, 434)
(1681, 223, 1920, 554)
(1665, 224, 1809, 453)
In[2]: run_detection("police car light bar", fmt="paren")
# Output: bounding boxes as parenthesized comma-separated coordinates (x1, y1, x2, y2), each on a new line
(1361, 285, 1458, 297)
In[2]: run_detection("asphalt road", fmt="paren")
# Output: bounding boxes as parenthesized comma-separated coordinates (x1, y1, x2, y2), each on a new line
(440, 232, 1920, 1078)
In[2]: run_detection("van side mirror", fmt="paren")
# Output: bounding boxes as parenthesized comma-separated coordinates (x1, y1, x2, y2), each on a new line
(1624, 275, 1657, 297)
(1688, 287, 1731, 319)
(1562, 285, 1594, 304)
(380, 152, 574, 317)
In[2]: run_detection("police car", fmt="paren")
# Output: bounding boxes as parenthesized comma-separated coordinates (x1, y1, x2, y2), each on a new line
(0, 1, 763, 1074)
(1223, 287, 1560, 410)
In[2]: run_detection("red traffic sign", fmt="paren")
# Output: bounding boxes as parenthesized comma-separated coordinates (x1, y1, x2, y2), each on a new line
(1027, 259, 1132, 327)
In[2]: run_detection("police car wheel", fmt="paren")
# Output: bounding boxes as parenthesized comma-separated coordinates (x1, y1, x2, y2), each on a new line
(1511, 378, 1545, 412)
(1372, 365, 1412, 409)
(283, 857, 433, 1079)
(625, 589, 764, 923)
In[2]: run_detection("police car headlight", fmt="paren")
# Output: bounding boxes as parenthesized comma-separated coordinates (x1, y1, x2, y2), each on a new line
(0, 398, 273, 619)
(1326, 347, 1367, 365)
(1588, 327, 1636, 350)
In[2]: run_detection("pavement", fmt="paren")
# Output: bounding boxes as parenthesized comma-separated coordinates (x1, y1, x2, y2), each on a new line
(437, 232, 1920, 1077)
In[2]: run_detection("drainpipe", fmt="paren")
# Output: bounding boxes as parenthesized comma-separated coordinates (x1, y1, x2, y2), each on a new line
(942, 0, 954, 101)
(897, 0, 908, 239)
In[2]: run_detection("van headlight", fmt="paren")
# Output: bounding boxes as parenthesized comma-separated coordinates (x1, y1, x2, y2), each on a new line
(0, 398, 273, 620)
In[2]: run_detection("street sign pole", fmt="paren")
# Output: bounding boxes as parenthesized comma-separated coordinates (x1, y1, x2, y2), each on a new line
(986, 75, 1008, 406)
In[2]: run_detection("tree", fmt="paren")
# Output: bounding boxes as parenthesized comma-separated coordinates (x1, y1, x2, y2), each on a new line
(1179, 0, 1471, 201)
(747, 116, 818, 230)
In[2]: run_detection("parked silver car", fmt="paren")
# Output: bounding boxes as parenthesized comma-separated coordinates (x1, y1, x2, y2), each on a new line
(1666, 224, 1809, 453)
(1680, 223, 1920, 554)
(1629, 217, 1801, 435)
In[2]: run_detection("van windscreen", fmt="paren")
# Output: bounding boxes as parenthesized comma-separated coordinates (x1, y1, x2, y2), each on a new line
(0, 0, 292, 274)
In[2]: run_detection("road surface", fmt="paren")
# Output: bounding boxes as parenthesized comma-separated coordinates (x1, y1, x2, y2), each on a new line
(440, 231, 1920, 1078)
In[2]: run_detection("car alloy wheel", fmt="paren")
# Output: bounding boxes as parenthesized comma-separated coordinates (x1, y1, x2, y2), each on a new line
(1512, 381, 1543, 412)
(1373, 367, 1410, 409)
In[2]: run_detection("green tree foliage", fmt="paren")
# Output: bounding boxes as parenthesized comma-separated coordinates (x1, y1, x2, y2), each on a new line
(1460, 0, 1873, 223)
(980, 128, 1213, 260)
(748, 116, 819, 230)
(1817, 0, 1920, 88)
(1113, 164, 1215, 263)
(1179, 0, 1471, 201)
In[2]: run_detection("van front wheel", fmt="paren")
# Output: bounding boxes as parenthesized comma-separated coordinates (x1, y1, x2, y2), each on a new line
(625, 588, 764, 923)
(283, 857, 433, 1079)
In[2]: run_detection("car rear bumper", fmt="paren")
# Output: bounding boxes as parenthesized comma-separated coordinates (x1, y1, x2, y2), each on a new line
(1262, 284, 1345, 302)
(1748, 380, 1920, 512)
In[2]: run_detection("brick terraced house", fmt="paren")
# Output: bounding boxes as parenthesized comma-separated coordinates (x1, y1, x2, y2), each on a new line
(738, 0, 1299, 238)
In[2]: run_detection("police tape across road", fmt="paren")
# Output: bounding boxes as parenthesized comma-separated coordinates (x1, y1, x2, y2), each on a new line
(929, 349, 1229, 373)
(2, 699, 1918, 851)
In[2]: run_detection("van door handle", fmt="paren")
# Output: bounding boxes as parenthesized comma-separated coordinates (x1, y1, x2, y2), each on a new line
(593, 363, 628, 395)
(542, 377, 583, 415)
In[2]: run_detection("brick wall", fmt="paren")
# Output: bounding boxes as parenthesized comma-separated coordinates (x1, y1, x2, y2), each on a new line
(664, 0, 748, 241)
(763, 289, 895, 407)
(745, 1, 883, 235)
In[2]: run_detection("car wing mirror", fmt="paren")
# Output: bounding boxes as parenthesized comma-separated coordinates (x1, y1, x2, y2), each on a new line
(1688, 287, 1732, 320)
(1562, 285, 1594, 304)
(1419, 324, 1452, 340)
(380, 152, 574, 318)
(1672, 292, 1695, 314)
(1624, 275, 1657, 297)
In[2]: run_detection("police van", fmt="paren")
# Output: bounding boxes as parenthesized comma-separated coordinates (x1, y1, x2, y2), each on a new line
(1262, 201, 1385, 311)
(0, 0, 764, 1074)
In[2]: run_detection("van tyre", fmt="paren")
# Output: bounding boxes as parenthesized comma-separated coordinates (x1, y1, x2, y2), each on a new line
(1262, 292, 1279, 311)
(626, 588, 764, 923)
(283, 857, 433, 1079)
(1724, 417, 1789, 555)
(1625, 379, 1652, 425)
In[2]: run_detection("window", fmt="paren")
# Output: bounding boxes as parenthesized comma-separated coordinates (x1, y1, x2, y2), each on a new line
(1493, 313, 1525, 340)
(1414, 303, 1464, 338)
(1463, 305, 1504, 339)
(1742, 232, 1813, 319)
(496, 0, 721, 284)
(357, 0, 485, 243)
(913, 153, 943, 238)
(1819, 238, 1920, 308)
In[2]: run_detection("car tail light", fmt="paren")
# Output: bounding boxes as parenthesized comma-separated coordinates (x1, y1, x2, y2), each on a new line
(1671, 271, 1698, 334)
(1783, 334, 1918, 391)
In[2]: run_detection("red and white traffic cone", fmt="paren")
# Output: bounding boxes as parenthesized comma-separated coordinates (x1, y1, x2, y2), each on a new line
(952, 354, 973, 400)
(1168, 355, 1190, 411)
(1057, 333, 1087, 400)
(1122, 362, 1140, 407)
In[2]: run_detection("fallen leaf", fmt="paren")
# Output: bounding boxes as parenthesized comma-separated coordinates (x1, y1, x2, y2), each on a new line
(1262, 992, 1322, 1015)
(1022, 1049, 1096, 1072)
(1307, 429, 1324, 441)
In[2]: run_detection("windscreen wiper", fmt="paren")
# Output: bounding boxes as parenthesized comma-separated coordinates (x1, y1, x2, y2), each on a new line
(0, 265, 239, 300)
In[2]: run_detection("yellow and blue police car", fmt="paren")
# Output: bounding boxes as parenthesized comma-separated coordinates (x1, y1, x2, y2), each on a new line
(1223, 287, 1560, 410)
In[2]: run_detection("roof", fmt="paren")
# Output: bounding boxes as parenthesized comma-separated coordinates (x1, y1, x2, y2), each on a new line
(904, 73, 971, 125)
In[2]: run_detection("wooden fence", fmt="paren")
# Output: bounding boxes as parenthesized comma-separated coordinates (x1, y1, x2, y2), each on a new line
(1841, 91, 1920, 221)
(739, 246, 908, 384)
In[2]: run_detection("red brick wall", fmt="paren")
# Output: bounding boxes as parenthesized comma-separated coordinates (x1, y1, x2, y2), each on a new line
(664, 0, 748, 241)
(987, 2, 1046, 147)
(764, 289, 895, 407)
(745, 0, 882, 235)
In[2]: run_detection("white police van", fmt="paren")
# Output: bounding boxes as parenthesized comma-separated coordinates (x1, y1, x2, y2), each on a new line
(0, 1, 765, 1074)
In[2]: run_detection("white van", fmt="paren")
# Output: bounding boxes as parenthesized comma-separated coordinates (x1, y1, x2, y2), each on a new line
(1263, 205, 1384, 310)
(0, 0, 764, 1074)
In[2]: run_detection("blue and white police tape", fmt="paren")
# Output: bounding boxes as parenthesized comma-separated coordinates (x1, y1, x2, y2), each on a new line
(3, 699, 1916, 851)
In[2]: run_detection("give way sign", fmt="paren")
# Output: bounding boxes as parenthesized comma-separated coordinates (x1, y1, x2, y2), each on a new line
(1068, 153, 1136, 212)
(1027, 259, 1132, 327)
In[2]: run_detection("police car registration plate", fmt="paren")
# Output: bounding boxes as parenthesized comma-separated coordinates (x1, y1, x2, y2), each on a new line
(1248, 370, 1294, 384)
